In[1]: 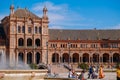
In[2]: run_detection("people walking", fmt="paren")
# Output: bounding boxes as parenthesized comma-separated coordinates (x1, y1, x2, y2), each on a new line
(78, 69, 86, 80)
(92, 66, 98, 79)
(68, 69, 73, 78)
(88, 65, 93, 79)
(116, 64, 120, 80)
(99, 65, 105, 79)
(47, 64, 51, 74)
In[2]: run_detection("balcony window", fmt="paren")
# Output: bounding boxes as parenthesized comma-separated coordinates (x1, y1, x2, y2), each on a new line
(39, 27, 42, 34)
(28, 27, 32, 33)
(35, 26, 37, 33)
(18, 26, 21, 33)
(110, 43, 118, 48)
(22, 26, 25, 33)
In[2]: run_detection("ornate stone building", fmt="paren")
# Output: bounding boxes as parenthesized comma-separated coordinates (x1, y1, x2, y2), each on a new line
(0, 5, 120, 67)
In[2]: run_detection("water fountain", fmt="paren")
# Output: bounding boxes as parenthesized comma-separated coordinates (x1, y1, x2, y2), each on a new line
(0, 50, 48, 80)
(0, 50, 75, 80)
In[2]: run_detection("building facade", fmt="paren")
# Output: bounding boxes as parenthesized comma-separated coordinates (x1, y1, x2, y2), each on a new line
(0, 5, 120, 67)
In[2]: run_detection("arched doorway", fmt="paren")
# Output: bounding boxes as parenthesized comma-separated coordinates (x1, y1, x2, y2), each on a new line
(93, 53, 99, 62)
(83, 53, 89, 62)
(103, 53, 109, 62)
(27, 52, 32, 64)
(36, 52, 40, 64)
(113, 53, 120, 63)
(18, 52, 24, 64)
(52, 53, 59, 63)
(62, 53, 69, 62)
(72, 53, 79, 63)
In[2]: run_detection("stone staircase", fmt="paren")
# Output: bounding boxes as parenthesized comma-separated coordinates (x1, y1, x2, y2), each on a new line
(51, 64, 69, 74)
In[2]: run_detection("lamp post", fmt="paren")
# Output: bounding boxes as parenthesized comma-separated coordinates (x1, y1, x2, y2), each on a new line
(68, 42, 71, 64)
(94, 47, 99, 65)
(46, 42, 48, 64)
(109, 50, 112, 63)
(96, 47, 99, 63)
(60, 49, 62, 63)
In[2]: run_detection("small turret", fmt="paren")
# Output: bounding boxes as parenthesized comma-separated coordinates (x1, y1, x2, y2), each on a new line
(10, 4, 14, 15)
(43, 6, 48, 19)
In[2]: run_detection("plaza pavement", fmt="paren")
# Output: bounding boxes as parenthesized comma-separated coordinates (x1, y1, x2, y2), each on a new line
(58, 72, 116, 80)
(50, 64, 116, 80)
(86, 72, 116, 80)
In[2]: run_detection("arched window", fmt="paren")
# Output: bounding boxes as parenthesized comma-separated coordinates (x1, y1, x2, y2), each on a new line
(35, 26, 37, 33)
(18, 26, 21, 33)
(35, 39, 40, 47)
(27, 38, 32, 46)
(18, 38, 24, 46)
(39, 27, 41, 34)
(22, 26, 25, 33)
(28, 27, 32, 33)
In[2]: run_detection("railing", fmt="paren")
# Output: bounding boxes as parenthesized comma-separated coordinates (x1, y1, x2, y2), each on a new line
(17, 46, 42, 49)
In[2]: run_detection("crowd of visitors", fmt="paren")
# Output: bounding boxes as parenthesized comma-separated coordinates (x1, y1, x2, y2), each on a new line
(47, 63, 120, 80)
(68, 64, 105, 80)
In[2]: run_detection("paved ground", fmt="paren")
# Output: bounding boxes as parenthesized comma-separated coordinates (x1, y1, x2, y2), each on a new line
(58, 72, 116, 80)
(86, 72, 116, 80)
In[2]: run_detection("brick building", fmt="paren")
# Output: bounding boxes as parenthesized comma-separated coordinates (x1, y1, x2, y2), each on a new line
(0, 5, 120, 67)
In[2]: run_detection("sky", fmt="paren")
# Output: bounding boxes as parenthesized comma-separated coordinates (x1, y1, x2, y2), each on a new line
(0, 0, 120, 29)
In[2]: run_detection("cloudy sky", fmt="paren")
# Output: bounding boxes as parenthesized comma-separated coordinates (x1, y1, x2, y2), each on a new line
(0, 0, 120, 29)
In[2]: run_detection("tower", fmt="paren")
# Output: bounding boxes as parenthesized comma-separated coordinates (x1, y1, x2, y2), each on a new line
(9, 4, 16, 67)
(41, 6, 49, 64)
(10, 5, 14, 15)
(42, 6, 48, 19)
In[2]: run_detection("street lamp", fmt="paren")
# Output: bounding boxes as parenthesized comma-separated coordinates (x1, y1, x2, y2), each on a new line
(68, 42, 71, 64)
(60, 49, 62, 63)
(46, 42, 48, 64)
(94, 47, 99, 65)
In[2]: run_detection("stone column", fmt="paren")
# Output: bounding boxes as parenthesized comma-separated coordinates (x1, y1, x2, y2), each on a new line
(79, 55, 80, 63)
(33, 51, 36, 64)
(109, 56, 111, 63)
(89, 55, 90, 63)
(71, 55, 72, 63)
(24, 51, 27, 64)
(81, 55, 83, 63)
(111, 56, 113, 63)
(59, 55, 61, 63)
(25, 22, 27, 48)
(98, 55, 100, 64)
(16, 51, 18, 65)
(101, 56, 103, 64)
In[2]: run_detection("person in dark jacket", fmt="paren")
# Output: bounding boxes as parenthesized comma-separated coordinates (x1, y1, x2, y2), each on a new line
(88, 65, 93, 79)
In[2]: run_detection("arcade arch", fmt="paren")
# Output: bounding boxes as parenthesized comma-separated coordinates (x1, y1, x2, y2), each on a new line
(83, 53, 89, 62)
(72, 53, 79, 62)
